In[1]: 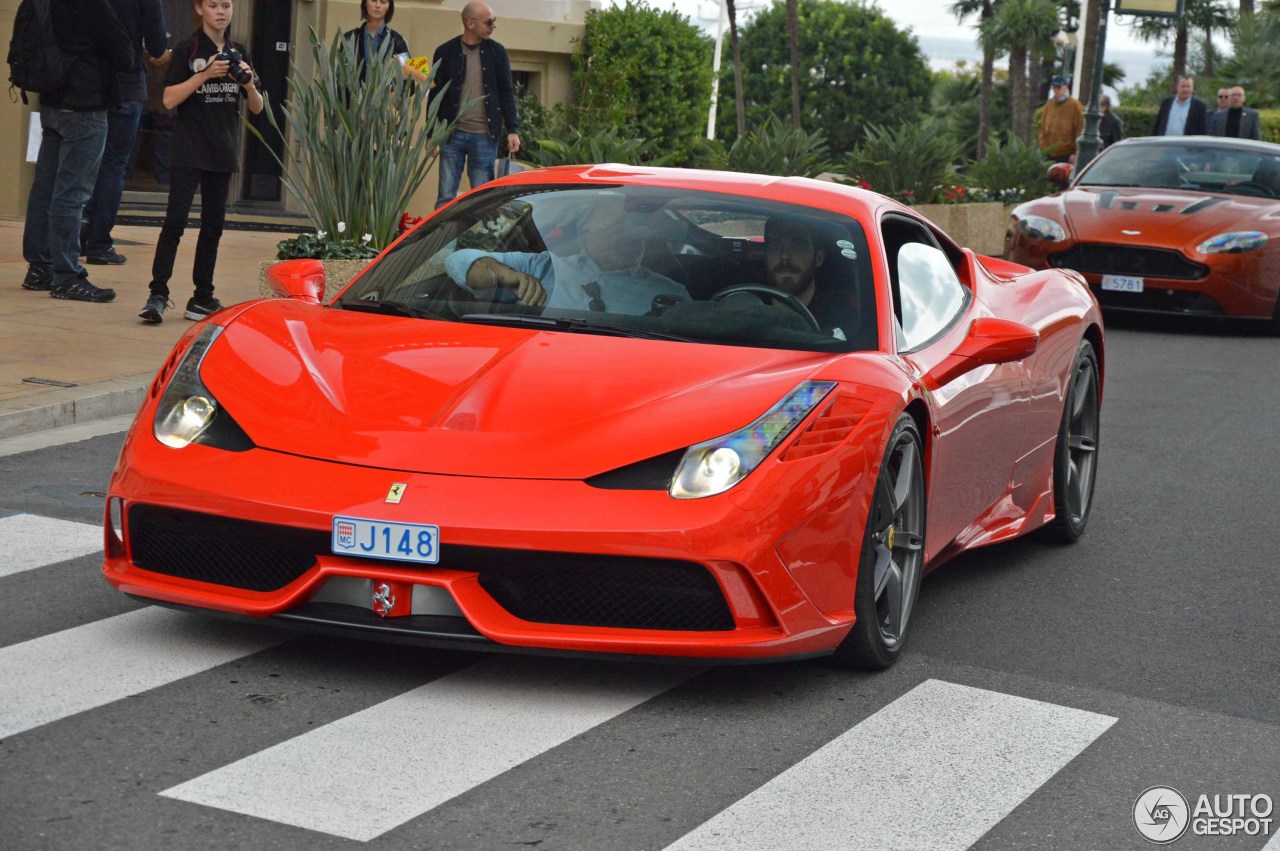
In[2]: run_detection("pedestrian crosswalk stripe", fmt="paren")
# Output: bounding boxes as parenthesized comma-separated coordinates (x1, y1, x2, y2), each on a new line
(0, 607, 286, 739)
(161, 657, 699, 842)
(0, 513, 103, 578)
(663, 679, 1118, 851)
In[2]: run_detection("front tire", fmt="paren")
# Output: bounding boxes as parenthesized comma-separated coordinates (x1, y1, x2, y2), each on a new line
(1041, 338, 1100, 543)
(832, 415, 926, 670)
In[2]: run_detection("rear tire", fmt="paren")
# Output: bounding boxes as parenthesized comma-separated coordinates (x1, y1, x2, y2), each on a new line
(831, 415, 926, 670)
(1041, 339, 1100, 543)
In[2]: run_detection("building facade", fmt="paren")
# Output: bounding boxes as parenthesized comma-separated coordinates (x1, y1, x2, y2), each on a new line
(0, 0, 595, 220)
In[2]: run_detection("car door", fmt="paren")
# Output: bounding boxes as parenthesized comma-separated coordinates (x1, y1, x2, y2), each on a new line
(881, 214, 1032, 561)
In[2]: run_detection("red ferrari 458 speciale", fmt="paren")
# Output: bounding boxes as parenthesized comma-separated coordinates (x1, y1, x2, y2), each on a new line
(103, 165, 1104, 669)
(1005, 135, 1280, 332)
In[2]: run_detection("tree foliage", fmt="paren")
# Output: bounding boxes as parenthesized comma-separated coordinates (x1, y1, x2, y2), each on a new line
(842, 121, 961, 205)
(715, 114, 835, 177)
(718, 0, 932, 154)
(573, 1, 713, 166)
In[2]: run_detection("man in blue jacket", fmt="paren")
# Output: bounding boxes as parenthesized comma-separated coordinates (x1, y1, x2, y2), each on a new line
(81, 0, 169, 266)
(430, 2, 521, 208)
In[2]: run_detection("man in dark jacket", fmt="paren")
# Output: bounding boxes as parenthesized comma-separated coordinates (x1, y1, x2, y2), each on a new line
(1151, 75, 1207, 136)
(81, 0, 168, 266)
(20, 0, 135, 302)
(1208, 86, 1263, 140)
(430, 1, 521, 208)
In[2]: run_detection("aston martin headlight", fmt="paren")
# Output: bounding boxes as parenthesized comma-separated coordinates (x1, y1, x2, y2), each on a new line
(1196, 231, 1268, 254)
(1019, 215, 1067, 242)
(670, 381, 836, 499)
(153, 325, 226, 449)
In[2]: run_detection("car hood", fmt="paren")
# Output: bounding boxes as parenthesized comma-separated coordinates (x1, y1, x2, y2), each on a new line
(1048, 186, 1280, 246)
(197, 301, 840, 478)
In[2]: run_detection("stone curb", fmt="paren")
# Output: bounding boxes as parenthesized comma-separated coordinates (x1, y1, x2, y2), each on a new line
(0, 374, 151, 440)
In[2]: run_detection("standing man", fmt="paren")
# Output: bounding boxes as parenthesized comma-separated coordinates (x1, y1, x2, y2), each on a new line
(1208, 86, 1262, 140)
(430, 2, 521, 208)
(1038, 75, 1084, 163)
(20, 0, 135, 301)
(1208, 87, 1230, 123)
(1099, 95, 1124, 149)
(1151, 75, 1207, 136)
(81, 0, 169, 266)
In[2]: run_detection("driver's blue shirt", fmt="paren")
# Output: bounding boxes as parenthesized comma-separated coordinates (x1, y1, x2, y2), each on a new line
(445, 249, 690, 315)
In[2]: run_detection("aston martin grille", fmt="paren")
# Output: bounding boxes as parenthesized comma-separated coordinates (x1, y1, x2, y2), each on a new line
(1049, 244, 1208, 280)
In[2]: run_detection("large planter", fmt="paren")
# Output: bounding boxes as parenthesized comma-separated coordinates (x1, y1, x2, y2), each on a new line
(258, 259, 369, 302)
(911, 202, 1014, 257)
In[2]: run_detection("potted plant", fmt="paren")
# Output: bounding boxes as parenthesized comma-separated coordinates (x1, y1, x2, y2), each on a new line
(246, 29, 457, 299)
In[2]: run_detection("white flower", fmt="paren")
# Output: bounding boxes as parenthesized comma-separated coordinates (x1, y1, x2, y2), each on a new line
(315, 230, 327, 239)
(337, 221, 347, 234)
(361, 233, 373, 244)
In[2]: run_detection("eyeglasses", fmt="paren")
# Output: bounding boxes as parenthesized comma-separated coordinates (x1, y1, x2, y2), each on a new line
(1218, 94, 1230, 99)
(583, 281, 605, 312)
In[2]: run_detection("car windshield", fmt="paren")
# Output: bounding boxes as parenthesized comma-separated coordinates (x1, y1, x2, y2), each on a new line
(337, 185, 878, 353)
(1077, 142, 1280, 199)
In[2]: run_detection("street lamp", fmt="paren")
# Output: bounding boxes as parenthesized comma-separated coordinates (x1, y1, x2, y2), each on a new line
(1074, 0, 1111, 170)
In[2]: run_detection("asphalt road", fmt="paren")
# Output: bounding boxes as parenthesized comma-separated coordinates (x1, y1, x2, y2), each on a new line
(0, 315, 1277, 851)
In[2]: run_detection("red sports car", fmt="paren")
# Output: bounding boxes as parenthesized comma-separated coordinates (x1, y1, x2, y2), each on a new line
(1005, 135, 1280, 332)
(103, 165, 1104, 669)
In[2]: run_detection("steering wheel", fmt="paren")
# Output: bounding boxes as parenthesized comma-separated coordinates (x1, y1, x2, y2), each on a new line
(1229, 181, 1277, 199)
(711, 283, 821, 332)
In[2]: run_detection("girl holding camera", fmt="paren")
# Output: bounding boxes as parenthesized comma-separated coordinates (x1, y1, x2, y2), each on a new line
(140, 0, 263, 324)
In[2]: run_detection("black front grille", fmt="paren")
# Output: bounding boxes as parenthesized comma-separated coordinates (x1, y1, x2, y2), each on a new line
(127, 506, 735, 631)
(476, 554, 734, 631)
(1089, 285, 1225, 316)
(1050, 244, 1208, 280)
(129, 505, 329, 592)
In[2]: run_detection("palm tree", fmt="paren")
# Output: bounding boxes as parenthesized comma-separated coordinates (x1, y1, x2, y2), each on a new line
(985, 0, 1060, 144)
(787, 0, 801, 128)
(727, 0, 746, 138)
(949, 0, 1000, 157)
(1131, 0, 1234, 82)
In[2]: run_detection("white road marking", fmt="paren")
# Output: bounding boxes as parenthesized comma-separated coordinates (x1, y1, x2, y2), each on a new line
(1263, 829, 1280, 850)
(162, 657, 698, 841)
(0, 513, 104, 578)
(0, 607, 286, 739)
(664, 678, 1118, 851)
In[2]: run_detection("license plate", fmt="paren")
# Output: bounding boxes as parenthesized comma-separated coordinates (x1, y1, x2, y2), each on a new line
(332, 515, 440, 564)
(1101, 274, 1144, 293)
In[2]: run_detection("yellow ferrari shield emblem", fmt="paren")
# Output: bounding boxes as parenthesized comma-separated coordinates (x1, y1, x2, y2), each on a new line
(385, 483, 407, 504)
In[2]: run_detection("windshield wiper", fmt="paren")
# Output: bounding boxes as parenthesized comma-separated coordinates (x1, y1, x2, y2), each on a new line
(339, 299, 442, 319)
(460, 312, 694, 342)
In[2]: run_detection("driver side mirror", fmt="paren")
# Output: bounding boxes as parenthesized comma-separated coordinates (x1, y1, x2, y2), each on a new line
(1047, 162, 1073, 188)
(266, 259, 326, 303)
(923, 317, 1039, 390)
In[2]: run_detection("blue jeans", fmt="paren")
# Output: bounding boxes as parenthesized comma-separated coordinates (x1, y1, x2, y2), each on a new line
(435, 130, 498, 208)
(83, 99, 144, 257)
(22, 107, 108, 288)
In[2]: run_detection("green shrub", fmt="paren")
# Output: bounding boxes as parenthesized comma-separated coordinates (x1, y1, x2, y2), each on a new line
(841, 121, 959, 205)
(246, 28, 455, 253)
(715, 115, 835, 178)
(275, 231, 378, 261)
(961, 134, 1052, 204)
(524, 123, 674, 168)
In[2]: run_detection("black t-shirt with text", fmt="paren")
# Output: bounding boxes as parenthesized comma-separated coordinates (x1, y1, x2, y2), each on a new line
(165, 31, 251, 173)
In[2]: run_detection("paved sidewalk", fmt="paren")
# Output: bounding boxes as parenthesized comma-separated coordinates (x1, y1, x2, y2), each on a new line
(0, 220, 286, 439)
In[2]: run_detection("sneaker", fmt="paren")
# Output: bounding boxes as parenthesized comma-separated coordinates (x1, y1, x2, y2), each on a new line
(183, 295, 223, 320)
(50, 278, 116, 303)
(139, 294, 172, 324)
(21, 265, 52, 291)
(86, 248, 127, 265)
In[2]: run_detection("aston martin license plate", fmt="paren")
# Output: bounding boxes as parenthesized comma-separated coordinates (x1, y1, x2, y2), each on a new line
(1101, 274, 1144, 293)
(332, 515, 440, 564)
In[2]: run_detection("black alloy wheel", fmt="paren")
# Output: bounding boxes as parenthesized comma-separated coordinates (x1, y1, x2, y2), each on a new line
(1041, 338, 1101, 543)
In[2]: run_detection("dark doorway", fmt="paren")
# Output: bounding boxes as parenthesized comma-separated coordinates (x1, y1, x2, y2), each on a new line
(242, 1, 293, 201)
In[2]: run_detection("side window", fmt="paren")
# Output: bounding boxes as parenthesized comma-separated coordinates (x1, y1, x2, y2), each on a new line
(882, 216, 970, 351)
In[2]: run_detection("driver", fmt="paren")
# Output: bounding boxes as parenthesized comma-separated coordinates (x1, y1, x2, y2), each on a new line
(444, 200, 690, 315)
(764, 214, 859, 340)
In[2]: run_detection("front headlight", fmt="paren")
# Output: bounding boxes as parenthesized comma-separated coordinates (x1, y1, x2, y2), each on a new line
(670, 381, 836, 499)
(1196, 231, 1268, 254)
(1019, 214, 1067, 242)
(153, 325, 251, 451)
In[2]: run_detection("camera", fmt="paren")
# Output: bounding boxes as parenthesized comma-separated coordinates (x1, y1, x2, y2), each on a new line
(213, 46, 252, 85)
